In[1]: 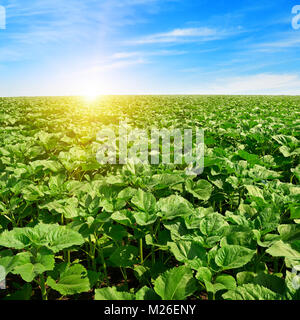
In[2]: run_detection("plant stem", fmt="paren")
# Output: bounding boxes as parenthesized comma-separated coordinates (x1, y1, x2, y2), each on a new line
(150, 225, 156, 265)
(139, 238, 144, 264)
(39, 274, 48, 301)
(120, 267, 128, 285)
(100, 248, 108, 283)
(274, 259, 279, 273)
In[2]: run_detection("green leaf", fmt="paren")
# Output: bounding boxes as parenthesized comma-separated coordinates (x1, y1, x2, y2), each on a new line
(214, 274, 236, 291)
(47, 263, 90, 296)
(252, 272, 286, 295)
(290, 205, 300, 220)
(266, 241, 300, 260)
(200, 213, 229, 237)
(0, 224, 84, 253)
(221, 230, 256, 249)
(168, 241, 206, 264)
(0, 250, 22, 277)
(135, 286, 160, 300)
(215, 245, 256, 270)
(154, 266, 197, 300)
(3, 284, 32, 300)
(109, 245, 138, 267)
(95, 287, 135, 300)
(185, 179, 213, 201)
(150, 173, 184, 190)
(133, 211, 157, 226)
(39, 198, 81, 219)
(236, 271, 256, 285)
(223, 284, 282, 300)
(157, 195, 194, 220)
(237, 150, 260, 165)
(106, 224, 129, 242)
(12, 249, 55, 282)
(131, 189, 156, 212)
(117, 187, 137, 200)
(111, 210, 135, 227)
(245, 185, 264, 199)
(254, 208, 280, 234)
(196, 267, 212, 282)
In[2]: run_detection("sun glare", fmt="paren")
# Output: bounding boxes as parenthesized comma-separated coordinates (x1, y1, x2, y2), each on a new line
(83, 93, 100, 102)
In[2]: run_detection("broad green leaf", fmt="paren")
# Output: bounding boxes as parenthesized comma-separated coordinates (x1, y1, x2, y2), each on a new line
(0, 250, 22, 277)
(168, 241, 206, 264)
(12, 249, 55, 282)
(185, 179, 213, 201)
(157, 195, 194, 220)
(278, 224, 300, 242)
(237, 271, 256, 285)
(196, 267, 212, 282)
(254, 208, 280, 234)
(135, 286, 160, 300)
(215, 245, 256, 270)
(133, 211, 157, 226)
(117, 187, 137, 200)
(111, 210, 135, 227)
(109, 245, 138, 267)
(221, 230, 256, 249)
(39, 198, 81, 219)
(252, 272, 286, 295)
(150, 174, 184, 190)
(290, 206, 300, 220)
(3, 284, 32, 300)
(237, 150, 260, 165)
(131, 189, 156, 212)
(47, 263, 90, 296)
(95, 287, 135, 300)
(245, 185, 264, 199)
(200, 213, 229, 237)
(154, 266, 197, 300)
(266, 241, 300, 260)
(223, 284, 282, 300)
(105, 224, 129, 242)
(0, 224, 84, 253)
(214, 274, 236, 291)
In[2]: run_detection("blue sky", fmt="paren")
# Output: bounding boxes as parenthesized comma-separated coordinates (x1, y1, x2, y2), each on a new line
(0, 0, 300, 96)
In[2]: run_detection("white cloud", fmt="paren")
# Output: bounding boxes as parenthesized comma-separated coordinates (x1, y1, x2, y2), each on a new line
(86, 58, 147, 73)
(254, 34, 300, 52)
(160, 28, 216, 37)
(129, 27, 223, 44)
(197, 73, 300, 95)
(112, 49, 187, 59)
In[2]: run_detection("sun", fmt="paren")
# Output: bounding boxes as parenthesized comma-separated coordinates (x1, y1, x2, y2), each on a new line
(80, 86, 104, 103)
(83, 93, 100, 102)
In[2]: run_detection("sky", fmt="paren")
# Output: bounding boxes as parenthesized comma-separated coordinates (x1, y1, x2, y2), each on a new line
(0, 0, 300, 96)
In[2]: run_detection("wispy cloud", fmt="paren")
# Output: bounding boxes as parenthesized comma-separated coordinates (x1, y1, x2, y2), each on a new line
(128, 27, 227, 44)
(112, 49, 187, 59)
(81, 48, 186, 75)
(256, 36, 300, 52)
(3, 0, 174, 46)
(199, 73, 300, 95)
(85, 58, 148, 74)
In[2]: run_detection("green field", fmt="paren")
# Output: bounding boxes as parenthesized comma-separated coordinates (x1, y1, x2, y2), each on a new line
(0, 95, 299, 300)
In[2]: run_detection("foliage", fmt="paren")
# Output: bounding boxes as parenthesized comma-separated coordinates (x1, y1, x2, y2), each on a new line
(0, 95, 299, 300)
